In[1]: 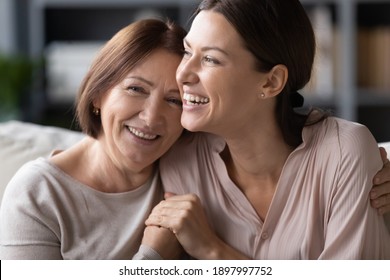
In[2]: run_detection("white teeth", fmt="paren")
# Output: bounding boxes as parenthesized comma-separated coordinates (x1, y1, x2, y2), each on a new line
(183, 93, 209, 104)
(128, 127, 158, 140)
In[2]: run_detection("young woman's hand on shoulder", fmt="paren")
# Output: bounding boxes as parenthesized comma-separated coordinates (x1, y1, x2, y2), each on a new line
(371, 147, 390, 215)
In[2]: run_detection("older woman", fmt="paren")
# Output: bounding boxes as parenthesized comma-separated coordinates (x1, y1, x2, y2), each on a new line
(0, 19, 185, 259)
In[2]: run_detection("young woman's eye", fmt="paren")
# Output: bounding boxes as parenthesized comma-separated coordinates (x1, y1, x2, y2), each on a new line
(203, 55, 219, 65)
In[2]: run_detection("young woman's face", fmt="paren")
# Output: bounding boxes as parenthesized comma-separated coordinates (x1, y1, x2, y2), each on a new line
(176, 10, 267, 137)
(98, 49, 183, 171)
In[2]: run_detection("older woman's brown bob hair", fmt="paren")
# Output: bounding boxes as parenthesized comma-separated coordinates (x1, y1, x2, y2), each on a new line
(76, 19, 186, 138)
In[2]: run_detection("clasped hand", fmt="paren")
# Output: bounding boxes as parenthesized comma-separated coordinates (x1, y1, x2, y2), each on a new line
(143, 193, 222, 259)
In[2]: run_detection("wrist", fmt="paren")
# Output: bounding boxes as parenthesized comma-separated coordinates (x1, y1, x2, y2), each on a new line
(201, 238, 249, 260)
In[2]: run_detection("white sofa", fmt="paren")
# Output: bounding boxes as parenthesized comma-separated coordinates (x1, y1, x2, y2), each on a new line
(1, 120, 390, 207)
(0, 121, 84, 205)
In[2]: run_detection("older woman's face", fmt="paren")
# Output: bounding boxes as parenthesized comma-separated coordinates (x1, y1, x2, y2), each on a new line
(98, 49, 183, 171)
(176, 10, 267, 137)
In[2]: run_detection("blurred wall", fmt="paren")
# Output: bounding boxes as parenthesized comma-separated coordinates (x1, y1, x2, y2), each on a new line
(0, 0, 16, 54)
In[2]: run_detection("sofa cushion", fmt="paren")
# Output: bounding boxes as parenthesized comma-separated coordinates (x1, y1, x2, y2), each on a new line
(0, 121, 84, 205)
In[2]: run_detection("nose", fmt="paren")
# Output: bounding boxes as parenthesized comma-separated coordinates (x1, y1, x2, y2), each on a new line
(176, 58, 199, 86)
(139, 98, 164, 128)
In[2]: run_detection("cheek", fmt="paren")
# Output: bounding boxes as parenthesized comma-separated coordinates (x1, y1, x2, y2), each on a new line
(102, 91, 125, 112)
(202, 74, 230, 103)
(167, 111, 184, 134)
(202, 67, 234, 90)
(209, 70, 254, 101)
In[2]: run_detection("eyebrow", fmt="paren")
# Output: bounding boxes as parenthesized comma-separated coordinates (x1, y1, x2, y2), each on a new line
(125, 76, 154, 86)
(125, 76, 180, 94)
(184, 38, 229, 56)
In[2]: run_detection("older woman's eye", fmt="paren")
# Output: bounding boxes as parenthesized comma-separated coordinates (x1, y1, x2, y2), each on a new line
(183, 49, 192, 58)
(167, 98, 183, 107)
(127, 86, 145, 94)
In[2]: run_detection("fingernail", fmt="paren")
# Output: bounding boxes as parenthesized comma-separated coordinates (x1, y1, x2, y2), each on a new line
(370, 191, 376, 198)
(374, 177, 380, 184)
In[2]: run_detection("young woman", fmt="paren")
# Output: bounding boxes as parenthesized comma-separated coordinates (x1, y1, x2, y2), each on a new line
(145, 0, 390, 259)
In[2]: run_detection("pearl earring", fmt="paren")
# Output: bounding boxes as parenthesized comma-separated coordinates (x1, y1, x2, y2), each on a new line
(93, 107, 100, 116)
(260, 93, 265, 98)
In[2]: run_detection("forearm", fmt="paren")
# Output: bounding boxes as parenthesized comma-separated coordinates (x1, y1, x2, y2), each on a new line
(190, 235, 250, 260)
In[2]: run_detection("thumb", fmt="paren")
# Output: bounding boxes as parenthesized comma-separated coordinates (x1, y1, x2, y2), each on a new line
(379, 146, 388, 165)
(164, 192, 177, 199)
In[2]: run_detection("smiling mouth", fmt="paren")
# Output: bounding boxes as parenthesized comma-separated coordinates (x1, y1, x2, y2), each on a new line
(127, 127, 159, 140)
(183, 93, 209, 105)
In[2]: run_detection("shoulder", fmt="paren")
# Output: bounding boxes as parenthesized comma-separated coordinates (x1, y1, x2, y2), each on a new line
(305, 117, 377, 154)
(161, 132, 224, 164)
(303, 116, 381, 178)
(2, 158, 67, 208)
(5, 158, 53, 189)
(0, 158, 58, 227)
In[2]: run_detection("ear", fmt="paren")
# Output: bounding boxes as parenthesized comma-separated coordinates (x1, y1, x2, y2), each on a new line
(261, 64, 288, 98)
(92, 97, 101, 109)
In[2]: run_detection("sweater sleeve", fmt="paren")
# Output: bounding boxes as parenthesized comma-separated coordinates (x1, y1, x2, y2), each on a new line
(0, 162, 62, 260)
(319, 122, 390, 259)
(132, 245, 163, 260)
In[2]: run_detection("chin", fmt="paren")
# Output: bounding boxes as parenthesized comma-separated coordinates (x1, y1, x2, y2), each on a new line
(181, 119, 202, 132)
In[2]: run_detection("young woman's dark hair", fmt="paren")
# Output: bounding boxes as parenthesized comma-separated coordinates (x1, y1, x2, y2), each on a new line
(195, 0, 325, 147)
(76, 19, 186, 138)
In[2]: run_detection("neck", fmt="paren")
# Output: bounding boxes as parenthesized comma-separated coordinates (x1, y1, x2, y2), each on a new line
(221, 125, 293, 193)
(89, 138, 155, 193)
(62, 137, 154, 193)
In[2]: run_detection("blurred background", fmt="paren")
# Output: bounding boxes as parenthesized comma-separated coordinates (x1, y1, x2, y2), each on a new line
(0, 0, 390, 142)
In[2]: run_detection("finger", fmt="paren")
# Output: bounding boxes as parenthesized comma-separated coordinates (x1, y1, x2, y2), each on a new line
(371, 192, 390, 209)
(164, 192, 177, 199)
(378, 204, 390, 216)
(149, 200, 168, 214)
(379, 147, 388, 164)
(149, 201, 189, 219)
(145, 214, 179, 233)
(145, 213, 163, 226)
(152, 198, 188, 211)
(162, 196, 203, 215)
(373, 163, 390, 185)
(370, 182, 390, 199)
